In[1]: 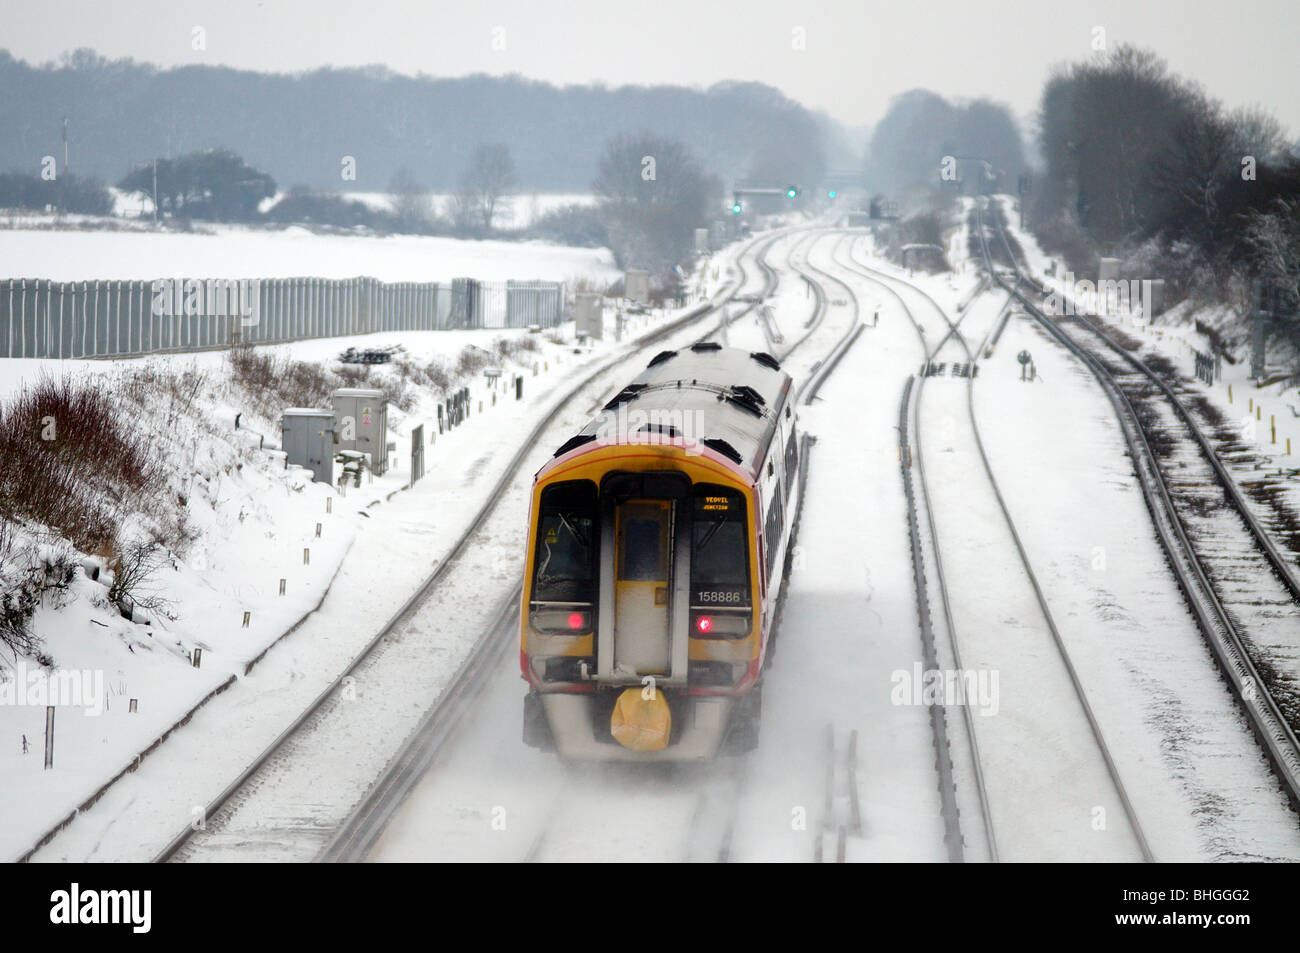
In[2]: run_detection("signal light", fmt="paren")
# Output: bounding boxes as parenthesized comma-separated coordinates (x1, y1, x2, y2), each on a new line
(785, 186, 799, 198)
(697, 616, 713, 634)
(568, 612, 585, 630)
(732, 203, 742, 214)
(828, 190, 837, 198)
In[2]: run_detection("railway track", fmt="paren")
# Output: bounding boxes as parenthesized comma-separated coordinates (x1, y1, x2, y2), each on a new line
(837, 232, 1154, 862)
(976, 197, 1300, 813)
(151, 233, 772, 863)
(326, 224, 864, 863)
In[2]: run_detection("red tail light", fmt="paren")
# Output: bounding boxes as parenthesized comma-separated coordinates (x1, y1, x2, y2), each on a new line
(568, 612, 586, 630)
(697, 616, 713, 634)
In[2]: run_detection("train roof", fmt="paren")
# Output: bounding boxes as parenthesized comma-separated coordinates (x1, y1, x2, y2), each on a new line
(548, 344, 793, 480)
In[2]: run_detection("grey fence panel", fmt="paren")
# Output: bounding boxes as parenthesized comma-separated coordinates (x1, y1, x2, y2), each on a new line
(506, 280, 566, 328)
(0, 275, 559, 358)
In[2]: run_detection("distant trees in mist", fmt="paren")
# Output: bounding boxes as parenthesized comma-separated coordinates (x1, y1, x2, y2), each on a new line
(593, 133, 721, 271)
(0, 50, 826, 195)
(863, 90, 1028, 198)
(0, 171, 112, 215)
(118, 148, 275, 221)
(1032, 43, 1300, 310)
(450, 144, 518, 233)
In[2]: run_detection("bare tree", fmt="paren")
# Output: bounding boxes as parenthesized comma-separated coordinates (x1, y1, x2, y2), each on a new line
(388, 167, 432, 231)
(1243, 197, 1300, 304)
(1229, 105, 1290, 162)
(456, 143, 517, 232)
(594, 133, 719, 270)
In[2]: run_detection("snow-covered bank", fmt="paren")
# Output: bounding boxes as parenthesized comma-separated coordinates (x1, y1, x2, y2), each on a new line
(0, 315, 659, 861)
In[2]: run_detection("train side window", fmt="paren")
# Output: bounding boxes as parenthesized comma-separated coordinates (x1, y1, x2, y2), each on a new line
(764, 487, 784, 582)
(783, 430, 798, 497)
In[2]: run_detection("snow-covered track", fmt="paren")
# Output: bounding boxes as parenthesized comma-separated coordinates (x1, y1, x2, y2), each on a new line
(839, 236, 1155, 862)
(337, 226, 864, 863)
(978, 200, 1300, 814)
(895, 374, 966, 862)
(150, 234, 770, 863)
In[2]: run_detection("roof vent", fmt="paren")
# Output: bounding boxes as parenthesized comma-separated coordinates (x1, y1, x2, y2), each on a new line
(750, 351, 781, 370)
(603, 382, 647, 411)
(647, 350, 676, 368)
(722, 384, 765, 416)
(553, 433, 597, 458)
(702, 438, 743, 464)
(690, 341, 723, 352)
(638, 423, 682, 438)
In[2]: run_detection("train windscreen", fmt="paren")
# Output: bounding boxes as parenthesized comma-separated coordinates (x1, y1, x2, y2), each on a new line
(691, 485, 750, 607)
(531, 480, 598, 606)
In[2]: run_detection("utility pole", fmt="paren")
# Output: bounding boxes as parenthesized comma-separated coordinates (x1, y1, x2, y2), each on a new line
(152, 159, 159, 224)
(62, 117, 69, 174)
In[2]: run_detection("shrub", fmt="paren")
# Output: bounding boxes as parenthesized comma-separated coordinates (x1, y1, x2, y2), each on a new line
(0, 375, 170, 554)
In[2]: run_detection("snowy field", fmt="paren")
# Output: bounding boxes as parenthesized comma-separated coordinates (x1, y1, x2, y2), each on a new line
(0, 222, 621, 284)
(107, 188, 596, 230)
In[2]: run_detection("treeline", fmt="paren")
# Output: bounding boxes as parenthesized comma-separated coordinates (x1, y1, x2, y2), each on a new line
(0, 49, 825, 194)
(1032, 44, 1299, 310)
(0, 171, 113, 215)
(0, 133, 720, 274)
(864, 90, 1029, 198)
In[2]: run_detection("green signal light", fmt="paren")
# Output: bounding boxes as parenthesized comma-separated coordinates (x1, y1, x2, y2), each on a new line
(786, 188, 798, 198)
(828, 190, 837, 198)
(732, 203, 742, 214)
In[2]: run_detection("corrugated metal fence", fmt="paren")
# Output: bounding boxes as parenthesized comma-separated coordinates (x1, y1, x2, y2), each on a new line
(1, 276, 567, 359)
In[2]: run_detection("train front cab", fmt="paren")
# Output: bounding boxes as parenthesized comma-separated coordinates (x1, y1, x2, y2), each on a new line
(522, 451, 764, 761)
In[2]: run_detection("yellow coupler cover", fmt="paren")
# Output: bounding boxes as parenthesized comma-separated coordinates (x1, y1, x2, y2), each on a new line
(610, 687, 672, 751)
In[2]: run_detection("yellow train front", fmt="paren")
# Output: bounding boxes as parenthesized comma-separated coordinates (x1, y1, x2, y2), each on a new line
(520, 343, 799, 760)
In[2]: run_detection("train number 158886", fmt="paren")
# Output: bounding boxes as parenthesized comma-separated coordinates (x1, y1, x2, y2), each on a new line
(696, 589, 745, 604)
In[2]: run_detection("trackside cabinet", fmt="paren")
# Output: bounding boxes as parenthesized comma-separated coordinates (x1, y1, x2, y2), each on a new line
(331, 387, 388, 475)
(280, 408, 336, 485)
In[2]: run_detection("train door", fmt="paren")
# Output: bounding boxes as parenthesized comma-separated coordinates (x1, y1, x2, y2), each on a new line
(613, 500, 672, 675)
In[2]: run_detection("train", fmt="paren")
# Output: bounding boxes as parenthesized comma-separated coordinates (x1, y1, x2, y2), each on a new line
(519, 343, 801, 760)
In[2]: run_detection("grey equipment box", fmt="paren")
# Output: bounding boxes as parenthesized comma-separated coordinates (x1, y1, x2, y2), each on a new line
(332, 387, 388, 475)
(281, 408, 336, 485)
(624, 269, 650, 305)
(574, 292, 603, 340)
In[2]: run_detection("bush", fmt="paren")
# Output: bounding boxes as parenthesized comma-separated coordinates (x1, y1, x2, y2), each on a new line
(0, 375, 169, 554)
(528, 202, 609, 247)
(228, 345, 336, 415)
(0, 528, 75, 661)
(264, 186, 398, 231)
(0, 171, 114, 216)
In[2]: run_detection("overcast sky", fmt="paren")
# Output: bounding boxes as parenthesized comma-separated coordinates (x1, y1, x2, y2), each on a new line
(4, 0, 1298, 142)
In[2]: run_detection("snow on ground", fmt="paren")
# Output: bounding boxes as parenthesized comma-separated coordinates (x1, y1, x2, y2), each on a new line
(110, 188, 595, 229)
(0, 301, 691, 861)
(1000, 193, 1300, 607)
(0, 223, 619, 284)
(898, 205, 1300, 858)
(6, 234, 750, 862)
(366, 227, 899, 862)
